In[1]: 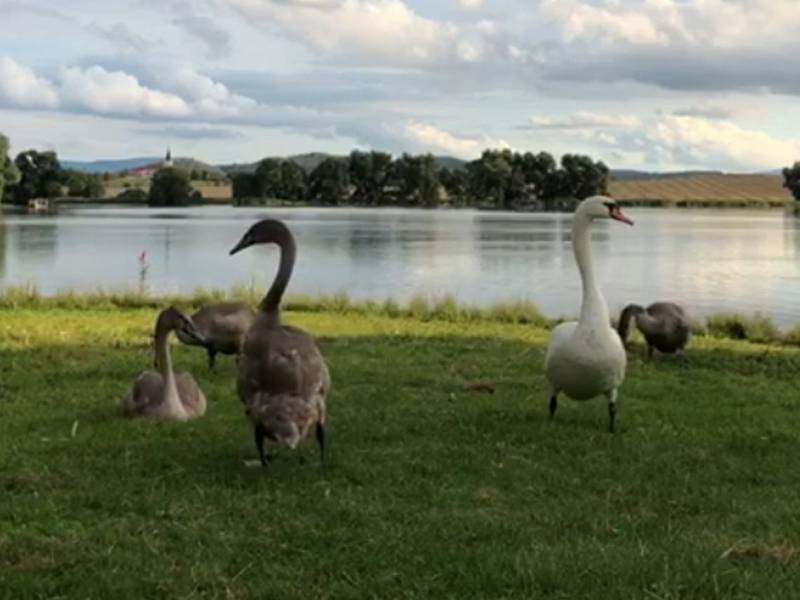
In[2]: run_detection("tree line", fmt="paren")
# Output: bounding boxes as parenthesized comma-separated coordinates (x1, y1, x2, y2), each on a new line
(0, 143, 106, 204)
(232, 149, 611, 209)
(0, 133, 204, 206)
(783, 163, 800, 201)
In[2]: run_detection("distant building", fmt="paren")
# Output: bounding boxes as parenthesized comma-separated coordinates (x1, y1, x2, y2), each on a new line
(128, 148, 174, 177)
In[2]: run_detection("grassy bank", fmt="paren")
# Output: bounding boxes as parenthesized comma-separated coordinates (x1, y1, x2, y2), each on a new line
(2, 304, 800, 598)
(3, 285, 800, 347)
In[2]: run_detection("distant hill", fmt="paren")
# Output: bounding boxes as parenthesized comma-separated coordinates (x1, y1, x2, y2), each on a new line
(218, 153, 468, 175)
(63, 156, 226, 178)
(609, 173, 792, 205)
(62, 157, 160, 173)
(171, 158, 226, 178)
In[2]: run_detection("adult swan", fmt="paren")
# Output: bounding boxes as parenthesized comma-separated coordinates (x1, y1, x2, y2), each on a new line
(544, 196, 634, 432)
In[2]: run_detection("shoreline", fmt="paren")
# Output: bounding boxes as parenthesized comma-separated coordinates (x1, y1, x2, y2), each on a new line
(3, 197, 795, 210)
(1, 286, 797, 347)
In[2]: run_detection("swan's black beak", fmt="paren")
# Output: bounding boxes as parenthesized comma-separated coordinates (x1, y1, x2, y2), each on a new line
(229, 237, 248, 255)
(181, 321, 206, 345)
(609, 205, 634, 226)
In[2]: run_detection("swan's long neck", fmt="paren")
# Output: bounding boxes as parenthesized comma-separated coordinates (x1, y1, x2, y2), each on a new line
(617, 304, 643, 342)
(260, 228, 296, 326)
(573, 213, 609, 330)
(156, 330, 186, 418)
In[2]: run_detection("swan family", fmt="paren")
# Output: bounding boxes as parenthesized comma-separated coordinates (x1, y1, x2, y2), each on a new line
(121, 194, 690, 468)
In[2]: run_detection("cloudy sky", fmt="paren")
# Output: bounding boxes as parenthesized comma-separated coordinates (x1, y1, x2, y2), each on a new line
(1, 0, 799, 171)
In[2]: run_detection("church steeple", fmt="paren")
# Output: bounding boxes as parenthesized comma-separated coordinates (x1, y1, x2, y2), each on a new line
(164, 147, 173, 167)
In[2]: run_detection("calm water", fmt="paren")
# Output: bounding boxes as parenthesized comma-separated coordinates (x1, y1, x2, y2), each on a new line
(2, 205, 800, 326)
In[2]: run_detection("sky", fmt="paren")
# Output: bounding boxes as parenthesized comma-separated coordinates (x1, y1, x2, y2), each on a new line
(1, 0, 799, 171)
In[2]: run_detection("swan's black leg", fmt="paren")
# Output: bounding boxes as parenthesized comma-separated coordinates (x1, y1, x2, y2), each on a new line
(316, 421, 326, 469)
(606, 389, 618, 433)
(207, 348, 217, 370)
(254, 423, 268, 467)
(548, 392, 558, 420)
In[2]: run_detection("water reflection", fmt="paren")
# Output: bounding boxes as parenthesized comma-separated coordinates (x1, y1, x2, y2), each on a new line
(2, 205, 800, 326)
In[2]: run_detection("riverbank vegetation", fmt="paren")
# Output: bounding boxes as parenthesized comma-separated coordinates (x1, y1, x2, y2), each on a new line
(2, 301, 800, 597)
(3, 286, 800, 348)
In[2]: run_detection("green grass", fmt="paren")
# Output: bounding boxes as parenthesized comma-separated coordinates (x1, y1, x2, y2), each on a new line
(2, 304, 800, 598)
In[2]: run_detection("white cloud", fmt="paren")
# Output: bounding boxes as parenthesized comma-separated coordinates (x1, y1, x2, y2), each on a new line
(648, 115, 800, 170)
(541, 0, 800, 49)
(541, 0, 670, 46)
(527, 111, 641, 130)
(165, 68, 257, 117)
(459, 0, 482, 9)
(404, 121, 507, 157)
(60, 66, 191, 117)
(228, 0, 473, 66)
(0, 56, 59, 109)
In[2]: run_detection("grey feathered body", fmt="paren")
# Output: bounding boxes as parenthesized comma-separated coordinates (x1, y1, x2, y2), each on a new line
(619, 301, 690, 354)
(179, 301, 255, 355)
(237, 315, 330, 449)
(121, 370, 207, 420)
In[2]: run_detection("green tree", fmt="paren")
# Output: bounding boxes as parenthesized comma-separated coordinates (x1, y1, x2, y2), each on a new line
(148, 167, 199, 206)
(392, 153, 440, 207)
(515, 151, 556, 198)
(66, 171, 85, 196)
(349, 150, 392, 205)
(252, 159, 307, 202)
(467, 149, 514, 208)
(539, 154, 609, 204)
(279, 161, 307, 201)
(232, 173, 257, 200)
(86, 174, 105, 198)
(253, 158, 282, 199)
(308, 158, 351, 205)
(6, 149, 63, 204)
(783, 162, 800, 201)
(439, 167, 469, 206)
(0, 133, 20, 203)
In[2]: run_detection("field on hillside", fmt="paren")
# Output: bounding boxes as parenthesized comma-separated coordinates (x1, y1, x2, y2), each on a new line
(102, 175, 232, 202)
(2, 304, 800, 598)
(609, 174, 792, 206)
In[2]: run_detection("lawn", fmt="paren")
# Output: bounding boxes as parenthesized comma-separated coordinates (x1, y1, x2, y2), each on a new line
(1, 306, 800, 598)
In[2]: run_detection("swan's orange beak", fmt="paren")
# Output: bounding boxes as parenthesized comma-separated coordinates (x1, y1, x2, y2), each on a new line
(609, 206, 634, 226)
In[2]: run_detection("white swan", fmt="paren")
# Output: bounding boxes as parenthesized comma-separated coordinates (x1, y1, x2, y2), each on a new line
(544, 196, 634, 432)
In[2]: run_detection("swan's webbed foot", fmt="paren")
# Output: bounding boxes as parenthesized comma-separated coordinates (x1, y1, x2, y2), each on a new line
(254, 423, 269, 467)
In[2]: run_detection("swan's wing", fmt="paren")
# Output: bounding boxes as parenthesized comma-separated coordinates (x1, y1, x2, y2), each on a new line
(175, 372, 207, 417)
(191, 302, 255, 352)
(121, 371, 163, 417)
(545, 321, 578, 365)
(238, 325, 329, 403)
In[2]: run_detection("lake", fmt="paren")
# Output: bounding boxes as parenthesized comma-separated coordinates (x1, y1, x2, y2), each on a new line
(2, 204, 800, 326)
